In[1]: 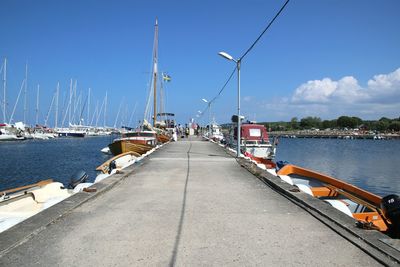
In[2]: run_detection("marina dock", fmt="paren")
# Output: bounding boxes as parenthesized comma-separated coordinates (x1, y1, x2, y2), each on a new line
(0, 137, 397, 266)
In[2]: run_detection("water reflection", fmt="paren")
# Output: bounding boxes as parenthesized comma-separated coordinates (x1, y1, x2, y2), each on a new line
(276, 138, 400, 197)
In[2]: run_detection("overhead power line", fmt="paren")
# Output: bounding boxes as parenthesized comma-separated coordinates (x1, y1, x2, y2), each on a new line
(198, 66, 237, 119)
(197, 0, 290, 120)
(240, 0, 290, 61)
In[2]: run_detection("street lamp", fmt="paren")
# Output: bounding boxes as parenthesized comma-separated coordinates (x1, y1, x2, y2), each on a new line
(202, 98, 211, 137)
(218, 51, 241, 157)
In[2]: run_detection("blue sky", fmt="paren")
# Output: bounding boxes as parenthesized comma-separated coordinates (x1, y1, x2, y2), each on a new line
(1, 0, 399, 127)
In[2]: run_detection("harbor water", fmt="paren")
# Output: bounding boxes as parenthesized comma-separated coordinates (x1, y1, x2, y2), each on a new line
(0, 137, 399, 197)
(0, 136, 114, 192)
(276, 138, 400, 197)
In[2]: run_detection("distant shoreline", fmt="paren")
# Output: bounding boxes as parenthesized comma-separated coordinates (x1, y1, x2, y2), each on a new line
(269, 130, 400, 140)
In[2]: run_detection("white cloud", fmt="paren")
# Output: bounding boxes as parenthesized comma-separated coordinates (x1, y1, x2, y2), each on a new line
(247, 68, 400, 120)
(291, 68, 400, 105)
(291, 78, 337, 103)
(367, 68, 400, 103)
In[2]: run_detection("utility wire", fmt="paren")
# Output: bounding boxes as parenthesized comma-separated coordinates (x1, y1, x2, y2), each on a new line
(197, 0, 290, 120)
(240, 0, 290, 61)
(198, 66, 236, 119)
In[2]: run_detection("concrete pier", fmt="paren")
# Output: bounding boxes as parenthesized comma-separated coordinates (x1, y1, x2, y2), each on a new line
(0, 137, 386, 266)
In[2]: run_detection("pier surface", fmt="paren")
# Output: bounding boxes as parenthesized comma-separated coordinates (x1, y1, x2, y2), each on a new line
(0, 137, 382, 266)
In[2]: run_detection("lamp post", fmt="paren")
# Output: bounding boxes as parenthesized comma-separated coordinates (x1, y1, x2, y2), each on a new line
(202, 98, 211, 137)
(218, 51, 241, 157)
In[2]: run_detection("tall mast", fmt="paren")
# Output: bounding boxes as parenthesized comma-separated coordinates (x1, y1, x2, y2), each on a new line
(36, 84, 39, 125)
(87, 87, 90, 126)
(73, 80, 77, 125)
(153, 18, 158, 127)
(104, 91, 107, 127)
(24, 63, 28, 124)
(68, 79, 72, 126)
(2, 58, 6, 123)
(55, 82, 59, 128)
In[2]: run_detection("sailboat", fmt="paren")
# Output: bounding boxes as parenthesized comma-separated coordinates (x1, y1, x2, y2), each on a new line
(108, 19, 170, 156)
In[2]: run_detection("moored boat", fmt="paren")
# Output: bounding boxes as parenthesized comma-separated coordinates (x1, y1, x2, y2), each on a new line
(227, 118, 276, 164)
(96, 151, 140, 175)
(56, 128, 86, 137)
(0, 123, 25, 141)
(275, 163, 400, 238)
(94, 151, 141, 183)
(108, 133, 156, 156)
(0, 172, 90, 233)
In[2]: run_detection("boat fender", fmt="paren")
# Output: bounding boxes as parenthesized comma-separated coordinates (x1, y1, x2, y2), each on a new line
(68, 170, 89, 189)
(381, 194, 400, 238)
(108, 160, 117, 174)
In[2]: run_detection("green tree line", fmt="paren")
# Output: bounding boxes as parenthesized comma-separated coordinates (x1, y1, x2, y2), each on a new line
(263, 116, 400, 132)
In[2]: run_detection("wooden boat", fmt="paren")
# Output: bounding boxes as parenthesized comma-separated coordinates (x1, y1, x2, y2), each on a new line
(96, 151, 140, 174)
(276, 164, 400, 238)
(157, 132, 171, 143)
(108, 139, 154, 156)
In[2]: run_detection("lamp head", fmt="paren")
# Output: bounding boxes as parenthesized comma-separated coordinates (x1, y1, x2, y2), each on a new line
(218, 51, 235, 62)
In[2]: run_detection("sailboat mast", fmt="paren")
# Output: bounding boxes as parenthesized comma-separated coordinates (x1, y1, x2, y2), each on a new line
(2, 58, 6, 123)
(87, 87, 90, 126)
(36, 84, 39, 125)
(55, 82, 59, 128)
(104, 91, 107, 127)
(153, 18, 158, 127)
(24, 63, 28, 124)
(68, 79, 72, 126)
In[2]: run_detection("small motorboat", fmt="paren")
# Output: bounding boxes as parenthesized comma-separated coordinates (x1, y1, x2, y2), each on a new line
(227, 117, 276, 163)
(0, 171, 90, 233)
(276, 164, 400, 238)
(96, 151, 140, 176)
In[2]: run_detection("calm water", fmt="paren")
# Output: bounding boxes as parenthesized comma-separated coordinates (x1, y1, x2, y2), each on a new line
(276, 138, 400, 197)
(0, 136, 114, 192)
(0, 137, 399, 197)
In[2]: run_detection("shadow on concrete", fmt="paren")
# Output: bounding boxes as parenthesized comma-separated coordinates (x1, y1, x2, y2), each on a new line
(169, 142, 192, 267)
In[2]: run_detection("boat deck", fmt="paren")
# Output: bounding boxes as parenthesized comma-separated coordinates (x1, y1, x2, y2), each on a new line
(0, 136, 386, 266)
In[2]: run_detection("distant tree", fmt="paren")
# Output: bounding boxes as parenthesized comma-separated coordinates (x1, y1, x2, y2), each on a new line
(290, 117, 299, 129)
(379, 117, 391, 123)
(300, 116, 321, 129)
(351, 117, 362, 127)
(337, 116, 360, 129)
(322, 119, 336, 129)
(388, 121, 400, 131)
(376, 121, 389, 132)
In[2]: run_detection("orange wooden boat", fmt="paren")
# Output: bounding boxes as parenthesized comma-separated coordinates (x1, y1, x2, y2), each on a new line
(276, 164, 400, 238)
